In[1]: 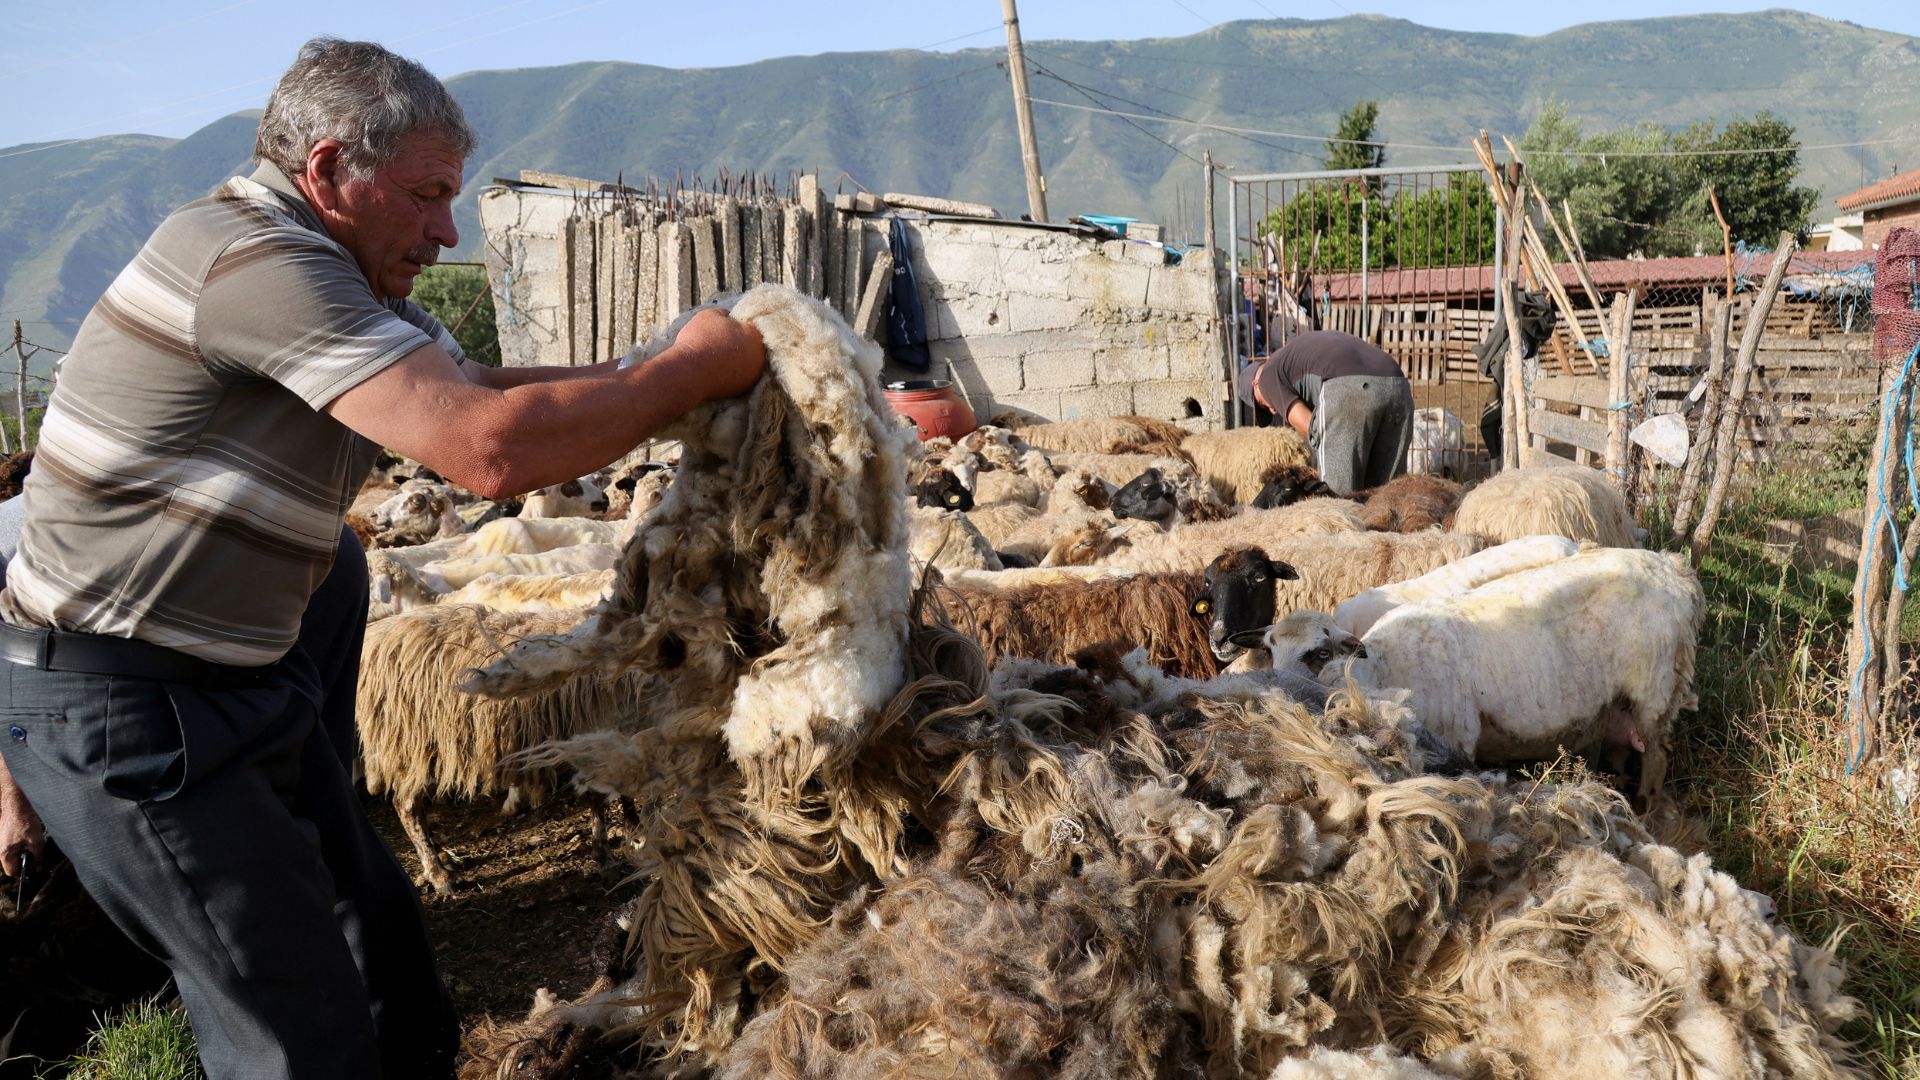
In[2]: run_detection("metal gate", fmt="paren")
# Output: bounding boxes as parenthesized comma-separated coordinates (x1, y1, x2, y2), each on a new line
(1226, 164, 1500, 479)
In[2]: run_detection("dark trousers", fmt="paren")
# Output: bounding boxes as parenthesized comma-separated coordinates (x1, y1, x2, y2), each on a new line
(0, 527, 455, 1079)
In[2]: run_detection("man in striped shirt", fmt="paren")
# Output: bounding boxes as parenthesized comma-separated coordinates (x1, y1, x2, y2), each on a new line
(0, 38, 764, 1078)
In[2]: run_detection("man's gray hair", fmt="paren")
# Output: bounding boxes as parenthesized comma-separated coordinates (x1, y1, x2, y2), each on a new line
(255, 37, 476, 180)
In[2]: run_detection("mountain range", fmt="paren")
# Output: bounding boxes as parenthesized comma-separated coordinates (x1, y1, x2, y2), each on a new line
(5, 8, 1918, 360)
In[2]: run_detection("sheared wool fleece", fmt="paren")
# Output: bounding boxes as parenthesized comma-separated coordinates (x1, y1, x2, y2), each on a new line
(460, 285, 915, 799)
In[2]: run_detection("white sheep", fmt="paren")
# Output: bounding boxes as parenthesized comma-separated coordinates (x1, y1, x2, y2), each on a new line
(520, 474, 610, 518)
(1453, 466, 1638, 548)
(368, 478, 465, 544)
(464, 516, 621, 556)
(908, 505, 1003, 573)
(1407, 407, 1465, 477)
(1272, 547, 1703, 795)
(413, 542, 619, 593)
(437, 569, 617, 613)
(1333, 534, 1582, 636)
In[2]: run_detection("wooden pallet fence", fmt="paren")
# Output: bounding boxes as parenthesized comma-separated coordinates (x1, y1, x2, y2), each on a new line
(553, 175, 879, 364)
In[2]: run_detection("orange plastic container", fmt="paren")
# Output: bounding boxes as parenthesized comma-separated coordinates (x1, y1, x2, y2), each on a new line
(883, 379, 977, 441)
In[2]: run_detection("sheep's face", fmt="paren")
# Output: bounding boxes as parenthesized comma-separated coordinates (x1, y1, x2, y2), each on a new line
(1113, 467, 1178, 525)
(1194, 546, 1299, 663)
(1253, 464, 1334, 510)
(371, 480, 455, 536)
(1260, 611, 1367, 678)
(916, 468, 974, 512)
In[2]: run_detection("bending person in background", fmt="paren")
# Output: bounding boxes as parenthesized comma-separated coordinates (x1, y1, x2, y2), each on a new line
(1239, 329, 1414, 496)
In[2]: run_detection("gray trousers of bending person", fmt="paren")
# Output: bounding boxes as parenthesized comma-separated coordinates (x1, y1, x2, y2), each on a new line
(1312, 374, 1415, 496)
(0, 524, 457, 1079)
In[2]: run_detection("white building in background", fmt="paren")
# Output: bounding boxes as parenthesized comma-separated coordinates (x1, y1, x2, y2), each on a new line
(1808, 212, 1864, 252)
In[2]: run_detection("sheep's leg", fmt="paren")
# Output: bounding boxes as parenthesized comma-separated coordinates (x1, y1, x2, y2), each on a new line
(590, 798, 610, 863)
(396, 793, 456, 896)
(618, 796, 639, 837)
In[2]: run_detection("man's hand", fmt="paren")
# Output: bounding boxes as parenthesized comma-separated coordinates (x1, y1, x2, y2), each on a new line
(1, 754, 44, 879)
(665, 309, 766, 402)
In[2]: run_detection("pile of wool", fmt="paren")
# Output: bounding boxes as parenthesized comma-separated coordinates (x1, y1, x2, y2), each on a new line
(457, 286, 1861, 1080)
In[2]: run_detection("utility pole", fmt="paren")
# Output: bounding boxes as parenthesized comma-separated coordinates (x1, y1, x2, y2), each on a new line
(1000, 0, 1049, 223)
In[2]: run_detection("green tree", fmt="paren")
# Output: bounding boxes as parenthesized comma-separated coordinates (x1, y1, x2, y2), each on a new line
(409, 264, 500, 366)
(1693, 111, 1820, 247)
(1324, 99, 1385, 174)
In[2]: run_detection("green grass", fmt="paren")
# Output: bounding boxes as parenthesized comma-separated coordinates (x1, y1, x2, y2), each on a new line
(39, 995, 202, 1080)
(1646, 449, 1920, 1079)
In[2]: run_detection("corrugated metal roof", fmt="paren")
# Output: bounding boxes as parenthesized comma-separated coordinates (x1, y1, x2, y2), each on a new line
(1837, 166, 1920, 212)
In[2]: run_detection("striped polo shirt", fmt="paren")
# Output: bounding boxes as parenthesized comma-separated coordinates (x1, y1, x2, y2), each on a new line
(1, 163, 466, 665)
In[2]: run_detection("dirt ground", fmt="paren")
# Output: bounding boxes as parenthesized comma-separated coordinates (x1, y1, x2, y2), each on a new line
(363, 792, 629, 1028)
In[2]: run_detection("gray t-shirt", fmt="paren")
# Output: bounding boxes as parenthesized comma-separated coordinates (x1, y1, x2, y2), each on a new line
(1254, 330, 1404, 417)
(0, 164, 465, 664)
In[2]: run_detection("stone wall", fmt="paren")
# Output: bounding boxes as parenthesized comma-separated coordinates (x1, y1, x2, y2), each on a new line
(890, 220, 1226, 430)
(479, 185, 1228, 430)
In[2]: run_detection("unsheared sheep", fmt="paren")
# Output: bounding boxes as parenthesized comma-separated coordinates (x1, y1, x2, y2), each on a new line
(453, 286, 1856, 1080)
(932, 570, 1223, 678)
(1351, 473, 1462, 532)
(1453, 465, 1638, 548)
(1181, 425, 1314, 504)
(1004, 413, 1189, 456)
(519, 474, 610, 518)
(436, 569, 616, 614)
(1334, 534, 1581, 636)
(909, 504, 1003, 573)
(1043, 497, 1366, 572)
(357, 603, 647, 894)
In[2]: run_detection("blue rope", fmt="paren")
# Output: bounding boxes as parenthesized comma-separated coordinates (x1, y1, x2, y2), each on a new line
(1848, 336, 1920, 773)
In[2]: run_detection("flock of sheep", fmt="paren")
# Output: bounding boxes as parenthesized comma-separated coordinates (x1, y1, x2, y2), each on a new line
(345, 287, 1855, 1079)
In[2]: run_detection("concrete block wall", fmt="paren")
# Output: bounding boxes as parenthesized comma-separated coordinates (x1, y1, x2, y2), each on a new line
(885, 221, 1227, 431)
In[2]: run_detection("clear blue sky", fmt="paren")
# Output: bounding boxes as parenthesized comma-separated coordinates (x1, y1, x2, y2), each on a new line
(4, 1, 1914, 151)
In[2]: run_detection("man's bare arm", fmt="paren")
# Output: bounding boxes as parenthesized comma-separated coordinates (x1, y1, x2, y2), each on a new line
(461, 357, 625, 390)
(327, 309, 763, 498)
(1286, 400, 1312, 439)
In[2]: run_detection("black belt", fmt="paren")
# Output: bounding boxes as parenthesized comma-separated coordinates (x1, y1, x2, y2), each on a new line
(0, 621, 281, 688)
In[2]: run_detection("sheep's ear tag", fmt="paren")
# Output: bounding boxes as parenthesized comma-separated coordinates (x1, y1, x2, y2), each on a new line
(948, 494, 962, 505)
(1192, 598, 1211, 616)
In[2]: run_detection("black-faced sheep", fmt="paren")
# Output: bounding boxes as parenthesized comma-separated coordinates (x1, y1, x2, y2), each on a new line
(1187, 546, 1299, 665)
(1453, 465, 1638, 548)
(1256, 465, 1462, 533)
(1111, 465, 1234, 527)
(914, 468, 975, 512)
(1180, 425, 1313, 504)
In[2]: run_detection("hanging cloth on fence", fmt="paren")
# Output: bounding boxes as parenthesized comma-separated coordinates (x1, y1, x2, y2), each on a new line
(1473, 289, 1556, 470)
(884, 217, 931, 372)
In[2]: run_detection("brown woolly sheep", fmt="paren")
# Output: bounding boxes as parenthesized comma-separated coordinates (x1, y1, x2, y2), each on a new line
(1258, 466, 1463, 533)
(1181, 425, 1313, 504)
(1453, 464, 1638, 547)
(933, 570, 1224, 678)
(357, 604, 647, 894)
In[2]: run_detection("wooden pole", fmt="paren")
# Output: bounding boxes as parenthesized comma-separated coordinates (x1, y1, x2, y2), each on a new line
(1671, 294, 1731, 539)
(1001, 0, 1049, 223)
(1604, 290, 1638, 493)
(1690, 231, 1799, 562)
(1, 321, 18, 456)
(1708, 186, 1735, 301)
(1500, 182, 1532, 469)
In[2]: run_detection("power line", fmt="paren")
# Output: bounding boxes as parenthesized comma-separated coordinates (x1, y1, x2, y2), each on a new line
(1028, 63, 1204, 167)
(913, 25, 1003, 51)
(1029, 97, 1920, 161)
(1026, 46, 1319, 164)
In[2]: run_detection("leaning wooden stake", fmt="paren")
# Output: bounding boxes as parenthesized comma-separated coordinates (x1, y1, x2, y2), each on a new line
(1690, 231, 1799, 562)
(1603, 291, 1638, 493)
(1498, 180, 1532, 468)
(1671, 294, 1731, 538)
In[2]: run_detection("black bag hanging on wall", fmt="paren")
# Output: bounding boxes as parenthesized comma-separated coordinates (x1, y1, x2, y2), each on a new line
(884, 217, 931, 372)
